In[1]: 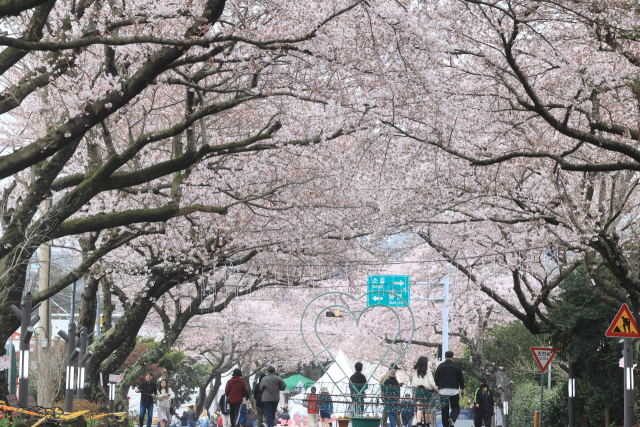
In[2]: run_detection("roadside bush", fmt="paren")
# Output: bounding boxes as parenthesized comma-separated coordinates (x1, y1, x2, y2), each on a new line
(511, 382, 566, 427)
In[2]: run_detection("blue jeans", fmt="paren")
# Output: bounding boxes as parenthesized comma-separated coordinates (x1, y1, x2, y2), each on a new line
(188, 422, 197, 427)
(401, 415, 413, 427)
(140, 403, 154, 427)
(264, 402, 278, 427)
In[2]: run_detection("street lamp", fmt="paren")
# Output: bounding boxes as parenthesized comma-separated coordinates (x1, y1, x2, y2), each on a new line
(109, 381, 116, 412)
(58, 323, 78, 412)
(76, 327, 93, 399)
(9, 293, 40, 406)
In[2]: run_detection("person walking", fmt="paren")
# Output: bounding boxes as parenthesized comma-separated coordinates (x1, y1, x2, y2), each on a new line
(219, 393, 231, 427)
(306, 387, 319, 427)
(410, 357, 438, 427)
(181, 412, 188, 427)
(254, 373, 266, 427)
(349, 362, 368, 416)
(400, 394, 414, 427)
(472, 379, 494, 427)
(237, 396, 251, 427)
(187, 406, 198, 427)
(278, 407, 290, 423)
(226, 369, 249, 427)
(199, 410, 211, 427)
(259, 366, 286, 427)
(318, 387, 333, 427)
(381, 366, 403, 427)
(212, 410, 221, 427)
(157, 379, 175, 427)
(434, 351, 465, 427)
(135, 373, 158, 427)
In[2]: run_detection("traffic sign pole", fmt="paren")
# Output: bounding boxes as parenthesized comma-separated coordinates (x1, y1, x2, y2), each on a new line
(605, 304, 639, 427)
(623, 338, 635, 427)
(530, 346, 557, 427)
(540, 372, 544, 427)
(568, 360, 575, 427)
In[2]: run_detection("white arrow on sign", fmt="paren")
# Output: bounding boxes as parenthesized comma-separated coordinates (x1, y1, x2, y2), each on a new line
(372, 296, 383, 301)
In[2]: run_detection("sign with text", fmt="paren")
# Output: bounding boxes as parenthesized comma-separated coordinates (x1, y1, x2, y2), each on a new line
(109, 374, 122, 383)
(367, 275, 410, 307)
(531, 347, 557, 372)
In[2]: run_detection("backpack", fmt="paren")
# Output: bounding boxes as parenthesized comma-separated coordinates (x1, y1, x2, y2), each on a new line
(219, 395, 230, 415)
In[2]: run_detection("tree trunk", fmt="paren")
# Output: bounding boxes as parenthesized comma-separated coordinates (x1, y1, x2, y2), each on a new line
(604, 402, 610, 427)
(102, 277, 114, 333)
(196, 368, 220, 414)
(78, 276, 99, 335)
(203, 373, 222, 413)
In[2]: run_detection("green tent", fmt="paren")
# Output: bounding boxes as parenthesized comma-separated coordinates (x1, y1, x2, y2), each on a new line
(283, 374, 314, 390)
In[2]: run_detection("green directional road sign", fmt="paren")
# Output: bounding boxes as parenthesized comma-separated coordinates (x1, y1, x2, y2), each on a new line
(367, 275, 410, 307)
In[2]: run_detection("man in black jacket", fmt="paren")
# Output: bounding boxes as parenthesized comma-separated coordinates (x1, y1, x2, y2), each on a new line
(254, 373, 266, 427)
(473, 378, 494, 427)
(434, 352, 465, 427)
(349, 362, 367, 416)
(135, 373, 158, 427)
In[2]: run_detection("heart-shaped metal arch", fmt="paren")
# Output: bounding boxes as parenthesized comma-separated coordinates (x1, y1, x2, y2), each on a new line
(299, 291, 415, 393)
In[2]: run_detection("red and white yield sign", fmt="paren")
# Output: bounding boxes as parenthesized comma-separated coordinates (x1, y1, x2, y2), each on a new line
(531, 347, 558, 372)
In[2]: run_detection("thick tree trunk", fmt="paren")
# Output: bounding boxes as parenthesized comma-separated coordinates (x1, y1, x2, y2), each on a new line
(196, 368, 220, 414)
(203, 373, 222, 414)
(78, 276, 99, 335)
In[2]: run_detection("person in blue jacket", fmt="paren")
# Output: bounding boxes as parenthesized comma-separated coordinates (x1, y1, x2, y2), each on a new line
(473, 379, 494, 427)
(318, 387, 333, 427)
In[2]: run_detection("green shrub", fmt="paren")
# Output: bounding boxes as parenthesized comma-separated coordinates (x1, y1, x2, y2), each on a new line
(511, 382, 566, 427)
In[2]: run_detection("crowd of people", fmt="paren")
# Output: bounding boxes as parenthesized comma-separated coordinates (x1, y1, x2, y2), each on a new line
(133, 351, 494, 427)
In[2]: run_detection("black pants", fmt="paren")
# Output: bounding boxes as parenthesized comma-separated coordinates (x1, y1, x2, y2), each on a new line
(473, 414, 492, 427)
(441, 394, 460, 427)
(230, 403, 241, 426)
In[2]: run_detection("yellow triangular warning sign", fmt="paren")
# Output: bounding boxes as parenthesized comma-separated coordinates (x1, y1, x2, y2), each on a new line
(606, 304, 640, 338)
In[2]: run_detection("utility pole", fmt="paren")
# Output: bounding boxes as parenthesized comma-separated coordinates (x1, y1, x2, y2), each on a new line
(38, 197, 51, 349)
(414, 275, 450, 361)
(9, 293, 39, 406)
(442, 275, 449, 357)
(95, 290, 101, 338)
(58, 281, 79, 413)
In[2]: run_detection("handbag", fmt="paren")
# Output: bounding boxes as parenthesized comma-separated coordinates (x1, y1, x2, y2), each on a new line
(170, 405, 176, 415)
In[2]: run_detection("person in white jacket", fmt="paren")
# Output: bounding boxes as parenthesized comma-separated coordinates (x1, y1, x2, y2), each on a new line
(410, 357, 438, 427)
(157, 379, 176, 427)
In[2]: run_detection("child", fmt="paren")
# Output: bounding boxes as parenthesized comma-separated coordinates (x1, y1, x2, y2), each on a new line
(401, 394, 414, 427)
